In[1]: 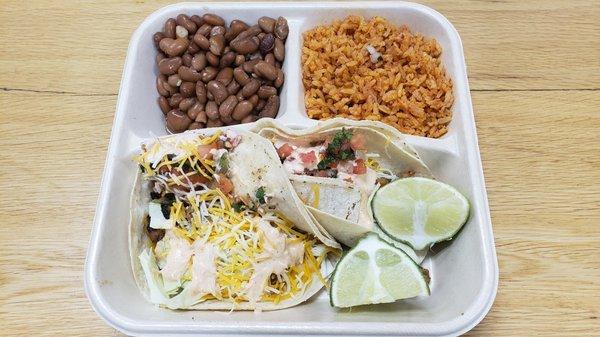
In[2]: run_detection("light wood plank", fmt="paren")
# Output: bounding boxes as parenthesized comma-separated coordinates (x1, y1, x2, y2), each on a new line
(467, 90, 600, 336)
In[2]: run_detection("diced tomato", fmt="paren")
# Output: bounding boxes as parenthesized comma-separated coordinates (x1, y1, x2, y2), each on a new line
(329, 161, 338, 169)
(197, 142, 218, 159)
(216, 175, 234, 194)
(187, 173, 210, 185)
(353, 159, 367, 174)
(277, 143, 294, 159)
(299, 151, 317, 165)
(350, 133, 366, 151)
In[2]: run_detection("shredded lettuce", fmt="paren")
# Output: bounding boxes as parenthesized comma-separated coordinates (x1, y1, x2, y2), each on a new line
(138, 249, 168, 305)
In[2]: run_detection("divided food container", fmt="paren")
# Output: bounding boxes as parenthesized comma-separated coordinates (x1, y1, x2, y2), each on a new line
(84, 2, 498, 336)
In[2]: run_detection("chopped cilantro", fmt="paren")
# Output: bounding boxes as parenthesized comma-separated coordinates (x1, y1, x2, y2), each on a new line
(232, 202, 244, 213)
(329, 128, 353, 149)
(255, 186, 266, 204)
(316, 128, 355, 170)
(218, 153, 229, 173)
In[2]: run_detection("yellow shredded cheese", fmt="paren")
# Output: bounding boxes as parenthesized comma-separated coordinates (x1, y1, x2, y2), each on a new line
(137, 132, 335, 305)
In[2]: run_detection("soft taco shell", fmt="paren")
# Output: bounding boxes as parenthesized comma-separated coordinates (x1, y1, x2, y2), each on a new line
(251, 118, 433, 251)
(129, 130, 340, 310)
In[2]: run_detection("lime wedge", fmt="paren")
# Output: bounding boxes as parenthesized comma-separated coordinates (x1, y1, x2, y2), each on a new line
(372, 177, 470, 251)
(330, 234, 429, 308)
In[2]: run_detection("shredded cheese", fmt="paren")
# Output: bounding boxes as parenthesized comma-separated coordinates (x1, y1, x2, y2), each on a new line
(136, 132, 336, 306)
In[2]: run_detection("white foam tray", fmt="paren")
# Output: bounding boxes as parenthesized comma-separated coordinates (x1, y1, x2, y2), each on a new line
(85, 2, 498, 336)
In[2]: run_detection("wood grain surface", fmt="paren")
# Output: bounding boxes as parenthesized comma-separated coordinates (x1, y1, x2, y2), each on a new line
(1, 0, 599, 336)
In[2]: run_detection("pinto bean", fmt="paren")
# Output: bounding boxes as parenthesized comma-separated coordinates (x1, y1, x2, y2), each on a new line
(257, 85, 277, 98)
(164, 18, 176, 38)
(209, 34, 225, 55)
(181, 53, 192, 67)
(230, 37, 259, 54)
(274, 69, 284, 88)
(177, 14, 197, 34)
(219, 95, 238, 120)
(219, 51, 236, 68)
(158, 57, 182, 75)
(168, 93, 183, 108)
(241, 79, 260, 98)
(234, 25, 262, 41)
(259, 95, 280, 118)
(179, 97, 196, 111)
(159, 38, 189, 57)
(206, 119, 224, 128)
(207, 80, 228, 104)
(153, 32, 165, 48)
(274, 16, 289, 40)
(191, 53, 206, 71)
(195, 109, 208, 124)
(233, 67, 251, 85)
(264, 53, 275, 67)
(178, 66, 201, 82)
(254, 61, 278, 81)
(167, 74, 182, 87)
(259, 33, 275, 55)
(158, 96, 170, 115)
(225, 20, 249, 41)
(211, 26, 226, 37)
(206, 51, 219, 67)
(216, 67, 233, 85)
(180, 81, 196, 97)
(232, 100, 253, 121)
(200, 66, 218, 82)
(205, 101, 219, 120)
(190, 15, 203, 26)
(241, 114, 257, 124)
(234, 54, 245, 66)
(242, 58, 260, 73)
(202, 13, 225, 26)
(188, 101, 204, 120)
(248, 94, 259, 107)
(188, 122, 204, 130)
(166, 109, 192, 133)
(196, 82, 207, 104)
(258, 17, 276, 33)
(273, 38, 285, 62)
(226, 80, 240, 95)
(193, 32, 210, 50)
(197, 23, 212, 37)
(156, 75, 171, 96)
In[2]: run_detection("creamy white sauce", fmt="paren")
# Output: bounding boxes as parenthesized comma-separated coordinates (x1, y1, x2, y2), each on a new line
(274, 140, 325, 174)
(155, 230, 193, 282)
(245, 218, 304, 302)
(188, 242, 219, 297)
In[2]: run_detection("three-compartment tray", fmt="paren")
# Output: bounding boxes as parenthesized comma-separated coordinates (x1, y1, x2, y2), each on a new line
(84, 2, 498, 336)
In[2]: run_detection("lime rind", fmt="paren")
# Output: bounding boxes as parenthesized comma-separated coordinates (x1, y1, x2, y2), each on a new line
(330, 233, 430, 308)
(372, 177, 470, 251)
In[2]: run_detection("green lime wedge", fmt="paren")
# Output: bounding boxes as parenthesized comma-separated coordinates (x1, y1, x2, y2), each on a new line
(330, 233, 429, 308)
(372, 177, 470, 251)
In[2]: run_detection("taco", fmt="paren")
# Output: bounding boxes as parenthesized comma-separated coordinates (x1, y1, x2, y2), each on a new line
(252, 118, 433, 251)
(129, 129, 340, 310)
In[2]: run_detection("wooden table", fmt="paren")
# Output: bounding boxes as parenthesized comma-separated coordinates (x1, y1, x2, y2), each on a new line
(1, 1, 598, 335)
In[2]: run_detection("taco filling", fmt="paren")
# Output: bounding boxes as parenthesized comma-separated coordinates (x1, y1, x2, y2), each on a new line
(133, 130, 335, 309)
(274, 128, 414, 195)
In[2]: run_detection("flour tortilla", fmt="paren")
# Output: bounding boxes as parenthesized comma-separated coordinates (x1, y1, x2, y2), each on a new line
(129, 129, 340, 310)
(251, 119, 433, 258)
